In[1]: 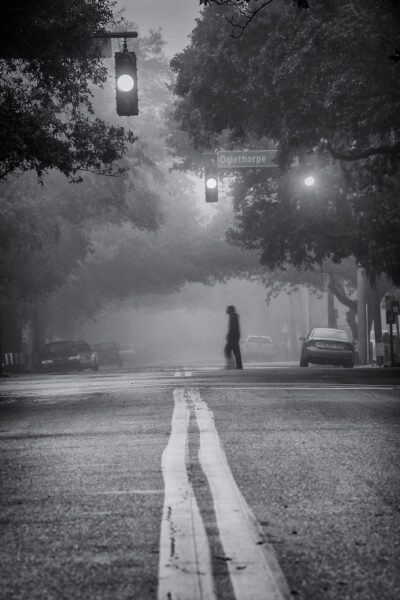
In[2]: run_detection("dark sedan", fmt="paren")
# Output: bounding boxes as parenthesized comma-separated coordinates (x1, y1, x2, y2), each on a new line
(40, 341, 99, 372)
(299, 328, 355, 368)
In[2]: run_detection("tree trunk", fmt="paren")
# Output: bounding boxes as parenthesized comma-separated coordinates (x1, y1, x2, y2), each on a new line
(357, 267, 368, 364)
(327, 272, 357, 338)
(370, 277, 383, 365)
(32, 303, 43, 372)
(0, 307, 3, 377)
(327, 288, 337, 328)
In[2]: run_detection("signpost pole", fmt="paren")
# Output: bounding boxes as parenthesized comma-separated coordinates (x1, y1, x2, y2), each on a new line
(390, 323, 394, 367)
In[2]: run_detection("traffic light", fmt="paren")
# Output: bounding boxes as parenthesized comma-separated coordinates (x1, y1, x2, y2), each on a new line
(205, 167, 218, 202)
(115, 51, 138, 116)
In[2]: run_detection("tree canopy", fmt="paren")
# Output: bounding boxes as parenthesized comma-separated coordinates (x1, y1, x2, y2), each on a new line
(171, 1, 400, 284)
(0, 0, 134, 181)
(0, 27, 168, 309)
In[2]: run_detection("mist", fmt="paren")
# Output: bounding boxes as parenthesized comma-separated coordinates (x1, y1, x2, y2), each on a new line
(80, 278, 341, 367)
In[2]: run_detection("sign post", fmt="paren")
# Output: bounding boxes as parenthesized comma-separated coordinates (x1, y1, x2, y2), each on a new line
(385, 295, 400, 366)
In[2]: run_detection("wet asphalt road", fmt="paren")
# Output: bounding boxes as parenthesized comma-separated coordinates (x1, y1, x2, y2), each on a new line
(0, 365, 400, 600)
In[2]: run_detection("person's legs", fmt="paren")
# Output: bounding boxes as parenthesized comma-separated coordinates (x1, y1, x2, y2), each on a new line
(232, 342, 243, 369)
(224, 341, 233, 368)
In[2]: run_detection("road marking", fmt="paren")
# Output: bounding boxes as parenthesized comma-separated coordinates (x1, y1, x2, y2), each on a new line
(174, 370, 192, 378)
(202, 386, 399, 391)
(191, 388, 290, 600)
(158, 388, 216, 600)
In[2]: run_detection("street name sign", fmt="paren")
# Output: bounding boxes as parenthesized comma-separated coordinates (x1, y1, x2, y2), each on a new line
(217, 150, 277, 169)
(216, 150, 299, 169)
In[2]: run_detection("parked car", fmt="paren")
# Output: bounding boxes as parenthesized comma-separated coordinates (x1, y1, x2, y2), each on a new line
(93, 341, 122, 366)
(118, 344, 136, 364)
(243, 335, 274, 362)
(40, 340, 98, 372)
(299, 328, 354, 368)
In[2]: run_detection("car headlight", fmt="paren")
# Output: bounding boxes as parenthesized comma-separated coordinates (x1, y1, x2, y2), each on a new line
(68, 355, 80, 361)
(41, 359, 54, 365)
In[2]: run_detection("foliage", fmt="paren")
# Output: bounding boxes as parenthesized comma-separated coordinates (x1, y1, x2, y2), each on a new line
(44, 172, 261, 333)
(200, 0, 309, 38)
(0, 0, 135, 181)
(0, 27, 171, 308)
(172, 1, 400, 284)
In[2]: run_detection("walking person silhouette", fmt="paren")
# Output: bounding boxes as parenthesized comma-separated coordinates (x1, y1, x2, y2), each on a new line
(224, 305, 243, 369)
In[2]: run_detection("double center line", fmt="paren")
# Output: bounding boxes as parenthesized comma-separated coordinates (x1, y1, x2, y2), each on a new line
(157, 388, 290, 600)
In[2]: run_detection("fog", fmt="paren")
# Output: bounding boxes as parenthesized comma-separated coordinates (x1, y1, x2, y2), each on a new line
(80, 278, 341, 367)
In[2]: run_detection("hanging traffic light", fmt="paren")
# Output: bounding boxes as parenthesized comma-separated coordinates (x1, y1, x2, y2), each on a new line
(115, 51, 138, 116)
(205, 167, 218, 202)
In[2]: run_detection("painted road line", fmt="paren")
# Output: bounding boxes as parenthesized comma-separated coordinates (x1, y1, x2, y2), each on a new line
(191, 388, 291, 600)
(198, 386, 400, 391)
(158, 388, 216, 600)
(173, 369, 192, 378)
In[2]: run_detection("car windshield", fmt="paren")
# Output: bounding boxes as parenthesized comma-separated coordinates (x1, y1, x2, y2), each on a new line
(247, 336, 272, 344)
(42, 342, 90, 357)
(311, 329, 349, 341)
(95, 342, 117, 350)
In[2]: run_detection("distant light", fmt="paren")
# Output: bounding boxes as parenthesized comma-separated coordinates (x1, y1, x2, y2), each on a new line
(117, 74, 134, 92)
(304, 175, 316, 187)
(206, 177, 217, 190)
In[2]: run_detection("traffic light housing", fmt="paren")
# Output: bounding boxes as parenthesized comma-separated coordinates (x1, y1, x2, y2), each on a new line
(115, 51, 138, 116)
(205, 167, 218, 202)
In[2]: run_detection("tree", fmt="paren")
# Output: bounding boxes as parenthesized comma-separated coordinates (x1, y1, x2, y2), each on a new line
(200, 0, 309, 38)
(0, 0, 135, 181)
(0, 25, 174, 369)
(171, 1, 400, 284)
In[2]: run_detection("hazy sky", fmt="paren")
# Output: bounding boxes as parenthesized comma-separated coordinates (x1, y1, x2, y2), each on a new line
(117, 0, 201, 56)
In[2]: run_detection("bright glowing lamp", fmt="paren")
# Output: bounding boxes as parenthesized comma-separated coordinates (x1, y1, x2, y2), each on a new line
(304, 175, 316, 187)
(206, 177, 217, 190)
(117, 74, 135, 92)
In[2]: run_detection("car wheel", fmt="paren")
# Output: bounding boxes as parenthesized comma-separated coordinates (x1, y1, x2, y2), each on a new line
(300, 357, 308, 367)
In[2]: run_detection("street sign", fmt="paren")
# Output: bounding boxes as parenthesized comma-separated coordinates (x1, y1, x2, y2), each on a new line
(391, 300, 399, 315)
(386, 309, 395, 325)
(216, 150, 299, 169)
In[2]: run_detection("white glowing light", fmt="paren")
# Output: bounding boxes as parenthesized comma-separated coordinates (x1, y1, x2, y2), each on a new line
(304, 175, 316, 187)
(206, 177, 217, 189)
(117, 74, 134, 92)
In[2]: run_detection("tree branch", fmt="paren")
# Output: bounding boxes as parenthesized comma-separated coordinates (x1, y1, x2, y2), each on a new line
(328, 140, 400, 161)
(328, 273, 357, 312)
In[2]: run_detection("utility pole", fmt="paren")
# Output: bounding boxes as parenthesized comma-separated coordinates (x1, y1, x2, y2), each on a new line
(357, 267, 368, 364)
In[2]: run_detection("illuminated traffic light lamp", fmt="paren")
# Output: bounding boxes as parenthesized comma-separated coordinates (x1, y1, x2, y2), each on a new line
(304, 175, 316, 187)
(205, 167, 218, 202)
(115, 51, 138, 116)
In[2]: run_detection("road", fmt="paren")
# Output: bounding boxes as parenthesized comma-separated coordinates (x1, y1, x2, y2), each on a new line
(1, 365, 400, 600)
